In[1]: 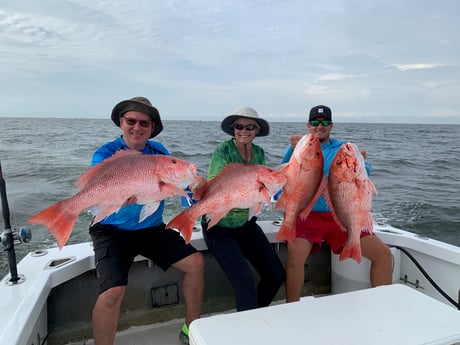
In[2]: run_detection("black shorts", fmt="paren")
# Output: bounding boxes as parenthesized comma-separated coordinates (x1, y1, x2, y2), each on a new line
(89, 223, 197, 294)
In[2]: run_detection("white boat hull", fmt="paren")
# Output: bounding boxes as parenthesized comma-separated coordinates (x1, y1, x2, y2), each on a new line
(1, 221, 459, 345)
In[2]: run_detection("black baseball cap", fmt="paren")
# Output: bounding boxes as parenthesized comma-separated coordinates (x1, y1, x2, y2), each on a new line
(309, 105, 332, 121)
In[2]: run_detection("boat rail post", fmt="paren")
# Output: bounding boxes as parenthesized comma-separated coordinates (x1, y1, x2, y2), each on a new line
(0, 161, 22, 284)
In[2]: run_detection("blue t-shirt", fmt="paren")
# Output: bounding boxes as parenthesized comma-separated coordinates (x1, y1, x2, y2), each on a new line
(91, 136, 169, 230)
(279, 138, 371, 212)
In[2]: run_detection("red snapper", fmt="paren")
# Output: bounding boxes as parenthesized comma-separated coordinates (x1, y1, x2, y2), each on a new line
(328, 142, 378, 263)
(274, 134, 325, 243)
(167, 163, 286, 242)
(28, 150, 204, 248)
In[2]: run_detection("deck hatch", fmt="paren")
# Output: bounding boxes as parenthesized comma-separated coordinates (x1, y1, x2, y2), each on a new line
(151, 283, 179, 307)
(45, 256, 76, 269)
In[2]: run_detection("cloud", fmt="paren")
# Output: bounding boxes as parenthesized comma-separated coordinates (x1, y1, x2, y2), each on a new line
(389, 64, 446, 72)
(0, 0, 459, 124)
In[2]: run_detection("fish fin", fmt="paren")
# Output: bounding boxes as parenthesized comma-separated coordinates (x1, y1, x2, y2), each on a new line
(355, 179, 372, 193)
(328, 207, 347, 233)
(339, 244, 362, 263)
(91, 205, 123, 224)
(298, 205, 313, 220)
(275, 223, 296, 244)
(368, 179, 378, 196)
(249, 203, 264, 219)
(76, 164, 105, 189)
(76, 150, 142, 189)
(166, 209, 196, 243)
(274, 187, 295, 210)
(205, 209, 229, 229)
(139, 202, 161, 222)
(28, 200, 77, 249)
(360, 213, 374, 235)
(160, 183, 190, 198)
(322, 178, 345, 231)
(274, 193, 287, 210)
(277, 162, 289, 175)
(298, 177, 325, 219)
(259, 187, 273, 206)
(192, 179, 212, 200)
(292, 135, 309, 161)
(188, 176, 207, 199)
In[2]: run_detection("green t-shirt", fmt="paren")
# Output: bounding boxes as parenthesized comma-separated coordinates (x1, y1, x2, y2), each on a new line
(208, 139, 266, 228)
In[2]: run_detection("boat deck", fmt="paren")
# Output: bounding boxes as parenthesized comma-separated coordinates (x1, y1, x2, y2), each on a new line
(66, 285, 460, 345)
(65, 309, 239, 345)
(66, 318, 185, 345)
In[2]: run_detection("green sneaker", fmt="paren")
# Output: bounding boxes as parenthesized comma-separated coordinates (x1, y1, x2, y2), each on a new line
(179, 323, 189, 344)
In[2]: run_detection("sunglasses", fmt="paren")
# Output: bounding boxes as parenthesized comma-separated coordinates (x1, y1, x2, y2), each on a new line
(309, 120, 331, 127)
(233, 123, 258, 131)
(121, 115, 152, 128)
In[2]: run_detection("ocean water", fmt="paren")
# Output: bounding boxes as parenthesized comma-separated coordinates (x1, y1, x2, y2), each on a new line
(0, 118, 459, 277)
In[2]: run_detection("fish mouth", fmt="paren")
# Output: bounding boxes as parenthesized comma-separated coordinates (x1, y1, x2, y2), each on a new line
(262, 177, 287, 195)
(188, 164, 198, 175)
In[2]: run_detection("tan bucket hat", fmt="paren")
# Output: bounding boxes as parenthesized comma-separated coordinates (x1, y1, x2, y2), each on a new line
(221, 107, 269, 137)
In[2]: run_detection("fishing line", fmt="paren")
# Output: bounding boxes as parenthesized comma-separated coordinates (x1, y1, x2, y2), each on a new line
(394, 245, 460, 310)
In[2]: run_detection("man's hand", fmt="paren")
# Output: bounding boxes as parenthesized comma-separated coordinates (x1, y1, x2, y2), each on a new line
(290, 135, 302, 148)
(122, 196, 138, 207)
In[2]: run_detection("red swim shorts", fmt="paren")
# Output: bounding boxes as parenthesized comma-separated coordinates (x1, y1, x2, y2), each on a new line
(295, 211, 370, 255)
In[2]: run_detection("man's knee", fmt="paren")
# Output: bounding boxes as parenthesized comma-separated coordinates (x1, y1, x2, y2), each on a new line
(99, 286, 125, 308)
(193, 252, 205, 269)
(184, 252, 205, 273)
(287, 240, 311, 266)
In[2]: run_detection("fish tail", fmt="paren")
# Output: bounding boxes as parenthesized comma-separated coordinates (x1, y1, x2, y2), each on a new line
(28, 200, 77, 249)
(339, 245, 362, 264)
(275, 223, 296, 244)
(166, 210, 196, 243)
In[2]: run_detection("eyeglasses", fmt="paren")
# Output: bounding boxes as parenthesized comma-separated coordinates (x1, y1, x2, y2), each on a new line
(121, 115, 152, 128)
(309, 120, 331, 127)
(233, 123, 258, 131)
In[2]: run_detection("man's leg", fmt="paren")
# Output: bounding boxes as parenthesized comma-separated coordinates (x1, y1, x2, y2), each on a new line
(172, 251, 205, 326)
(92, 286, 126, 345)
(285, 238, 313, 302)
(360, 235, 393, 286)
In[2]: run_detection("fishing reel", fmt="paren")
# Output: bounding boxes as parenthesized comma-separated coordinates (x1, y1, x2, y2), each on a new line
(0, 227, 32, 247)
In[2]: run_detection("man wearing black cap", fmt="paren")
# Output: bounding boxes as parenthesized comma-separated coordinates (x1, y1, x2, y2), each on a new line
(279, 105, 392, 302)
(89, 97, 203, 344)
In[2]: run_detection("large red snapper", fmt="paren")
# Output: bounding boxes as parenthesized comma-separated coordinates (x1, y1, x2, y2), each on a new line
(328, 142, 378, 263)
(274, 133, 325, 243)
(166, 163, 286, 243)
(28, 150, 204, 248)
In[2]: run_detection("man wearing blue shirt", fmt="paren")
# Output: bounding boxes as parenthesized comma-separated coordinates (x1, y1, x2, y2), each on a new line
(282, 105, 392, 302)
(90, 97, 203, 344)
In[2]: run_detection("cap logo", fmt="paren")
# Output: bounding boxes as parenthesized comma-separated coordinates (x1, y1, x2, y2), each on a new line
(318, 108, 324, 113)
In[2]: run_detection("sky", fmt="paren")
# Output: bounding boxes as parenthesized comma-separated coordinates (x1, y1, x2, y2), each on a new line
(1, 0, 459, 124)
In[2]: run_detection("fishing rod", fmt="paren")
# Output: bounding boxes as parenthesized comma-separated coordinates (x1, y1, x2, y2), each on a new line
(0, 161, 31, 285)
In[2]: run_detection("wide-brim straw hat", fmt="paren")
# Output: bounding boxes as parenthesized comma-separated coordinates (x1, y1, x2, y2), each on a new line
(221, 107, 269, 137)
(111, 96, 163, 138)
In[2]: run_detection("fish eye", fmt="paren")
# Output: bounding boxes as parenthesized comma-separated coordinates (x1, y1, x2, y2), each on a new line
(171, 159, 177, 164)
